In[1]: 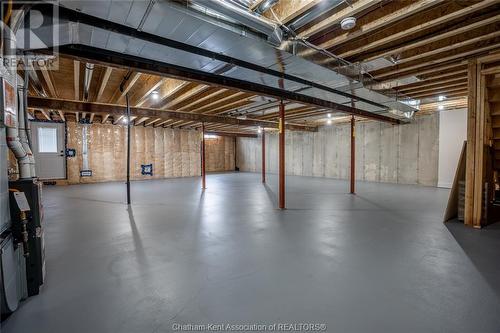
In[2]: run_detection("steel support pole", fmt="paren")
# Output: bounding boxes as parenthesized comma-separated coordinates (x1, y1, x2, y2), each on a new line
(350, 115, 356, 194)
(201, 122, 206, 190)
(279, 101, 285, 209)
(126, 93, 131, 205)
(262, 129, 266, 183)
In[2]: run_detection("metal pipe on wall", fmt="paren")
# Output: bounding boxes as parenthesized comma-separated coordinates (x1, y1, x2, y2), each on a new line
(279, 100, 285, 209)
(201, 122, 206, 190)
(17, 75, 36, 177)
(126, 93, 131, 205)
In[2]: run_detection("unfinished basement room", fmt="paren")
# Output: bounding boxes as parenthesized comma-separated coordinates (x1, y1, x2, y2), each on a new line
(1, 0, 500, 332)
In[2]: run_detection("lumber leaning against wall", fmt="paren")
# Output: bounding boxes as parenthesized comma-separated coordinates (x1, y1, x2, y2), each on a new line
(65, 122, 233, 184)
(236, 113, 439, 186)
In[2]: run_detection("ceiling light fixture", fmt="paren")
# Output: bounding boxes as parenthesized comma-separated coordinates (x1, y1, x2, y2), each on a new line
(340, 17, 356, 30)
(326, 119, 332, 125)
(257, 126, 263, 134)
(438, 95, 446, 101)
(151, 90, 159, 100)
(327, 113, 332, 118)
(438, 105, 444, 111)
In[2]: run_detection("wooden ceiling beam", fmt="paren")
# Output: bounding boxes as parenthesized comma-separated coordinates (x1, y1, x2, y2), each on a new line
(73, 60, 80, 100)
(298, 0, 383, 39)
(58, 110, 65, 122)
(339, 0, 498, 59)
(135, 77, 166, 107)
(373, 62, 467, 84)
(396, 30, 500, 66)
(96, 67, 113, 102)
(27, 97, 318, 132)
(102, 114, 110, 124)
(38, 65, 58, 97)
(109, 71, 141, 104)
(400, 81, 467, 95)
(153, 82, 198, 109)
(410, 87, 467, 99)
(374, 44, 500, 80)
(144, 118, 160, 126)
(312, 0, 444, 58)
(361, 13, 500, 63)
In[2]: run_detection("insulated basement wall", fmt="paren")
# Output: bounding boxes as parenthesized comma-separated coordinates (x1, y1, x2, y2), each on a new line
(205, 136, 235, 172)
(65, 122, 233, 184)
(236, 113, 439, 186)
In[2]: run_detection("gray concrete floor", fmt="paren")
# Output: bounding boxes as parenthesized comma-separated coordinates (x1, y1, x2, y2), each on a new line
(2, 172, 500, 333)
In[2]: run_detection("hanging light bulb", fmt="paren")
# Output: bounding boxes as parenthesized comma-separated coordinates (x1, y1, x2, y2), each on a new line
(327, 113, 332, 118)
(326, 119, 332, 125)
(257, 126, 263, 134)
(151, 91, 159, 100)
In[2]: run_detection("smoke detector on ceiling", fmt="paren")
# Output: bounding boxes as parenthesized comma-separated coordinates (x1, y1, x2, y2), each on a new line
(340, 17, 356, 30)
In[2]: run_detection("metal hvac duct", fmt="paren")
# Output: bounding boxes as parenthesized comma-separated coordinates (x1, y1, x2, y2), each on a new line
(189, 0, 283, 45)
(83, 63, 94, 101)
(287, 0, 345, 31)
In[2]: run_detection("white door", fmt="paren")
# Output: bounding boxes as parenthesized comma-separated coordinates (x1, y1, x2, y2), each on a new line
(31, 122, 66, 179)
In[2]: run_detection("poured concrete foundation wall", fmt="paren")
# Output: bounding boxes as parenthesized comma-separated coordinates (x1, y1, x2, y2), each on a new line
(65, 122, 234, 184)
(236, 113, 439, 186)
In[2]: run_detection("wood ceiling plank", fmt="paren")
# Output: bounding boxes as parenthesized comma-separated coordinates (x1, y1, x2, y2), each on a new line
(298, 0, 383, 39)
(96, 67, 113, 102)
(312, 0, 444, 57)
(361, 13, 500, 62)
(339, 0, 498, 59)
(73, 60, 80, 100)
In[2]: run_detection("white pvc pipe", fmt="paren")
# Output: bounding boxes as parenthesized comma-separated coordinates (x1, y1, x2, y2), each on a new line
(17, 76, 36, 177)
(2, 21, 33, 179)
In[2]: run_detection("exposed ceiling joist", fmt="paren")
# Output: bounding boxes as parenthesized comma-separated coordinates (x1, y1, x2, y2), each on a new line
(96, 67, 113, 102)
(55, 45, 400, 124)
(339, 0, 498, 58)
(27, 97, 319, 132)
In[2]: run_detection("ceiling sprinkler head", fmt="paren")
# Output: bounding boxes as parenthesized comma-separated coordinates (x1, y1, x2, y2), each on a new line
(340, 17, 356, 30)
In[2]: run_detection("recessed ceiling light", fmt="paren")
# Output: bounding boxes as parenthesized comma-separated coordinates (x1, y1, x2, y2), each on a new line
(151, 91, 159, 100)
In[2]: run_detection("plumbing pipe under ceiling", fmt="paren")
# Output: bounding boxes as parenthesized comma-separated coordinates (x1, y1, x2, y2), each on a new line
(83, 63, 94, 101)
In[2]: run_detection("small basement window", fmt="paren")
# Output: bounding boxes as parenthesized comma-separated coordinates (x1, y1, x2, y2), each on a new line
(38, 127, 58, 153)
